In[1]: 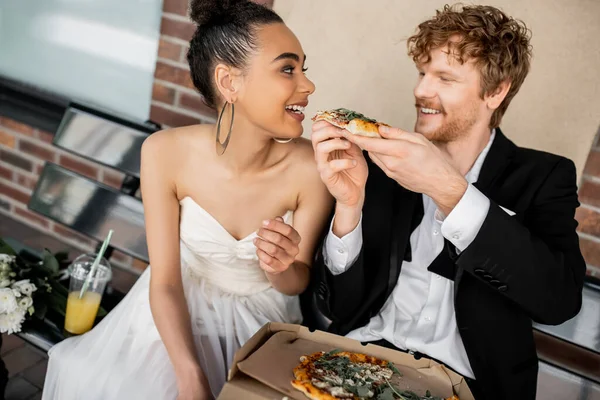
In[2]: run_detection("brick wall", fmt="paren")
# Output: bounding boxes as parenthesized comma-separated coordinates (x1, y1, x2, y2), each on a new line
(575, 129, 600, 278)
(151, 0, 274, 127)
(0, 116, 148, 273)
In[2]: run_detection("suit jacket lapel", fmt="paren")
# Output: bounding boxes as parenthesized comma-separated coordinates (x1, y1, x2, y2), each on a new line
(428, 238, 459, 280)
(473, 128, 516, 194)
(387, 186, 422, 299)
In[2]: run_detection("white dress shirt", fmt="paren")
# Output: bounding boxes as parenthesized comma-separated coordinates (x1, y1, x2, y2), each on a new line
(323, 131, 497, 379)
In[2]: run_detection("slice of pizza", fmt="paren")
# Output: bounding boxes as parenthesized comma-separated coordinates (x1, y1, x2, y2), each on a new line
(291, 349, 460, 400)
(312, 108, 388, 138)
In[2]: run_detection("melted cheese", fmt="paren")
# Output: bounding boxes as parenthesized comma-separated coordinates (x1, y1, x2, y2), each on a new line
(328, 386, 354, 398)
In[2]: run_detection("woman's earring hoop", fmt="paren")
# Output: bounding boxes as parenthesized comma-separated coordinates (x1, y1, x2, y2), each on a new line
(216, 102, 234, 155)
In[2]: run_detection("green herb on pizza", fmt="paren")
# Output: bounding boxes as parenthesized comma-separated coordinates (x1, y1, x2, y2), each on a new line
(291, 350, 459, 400)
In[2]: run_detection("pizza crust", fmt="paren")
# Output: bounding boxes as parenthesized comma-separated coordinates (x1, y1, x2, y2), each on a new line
(292, 352, 340, 400)
(346, 119, 384, 138)
(291, 379, 338, 400)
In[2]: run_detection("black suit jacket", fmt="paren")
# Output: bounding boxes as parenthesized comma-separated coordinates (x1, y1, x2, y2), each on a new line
(311, 129, 586, 399)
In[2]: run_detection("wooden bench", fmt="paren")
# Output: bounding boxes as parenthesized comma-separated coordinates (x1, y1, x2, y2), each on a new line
(533, 278, 600, 384)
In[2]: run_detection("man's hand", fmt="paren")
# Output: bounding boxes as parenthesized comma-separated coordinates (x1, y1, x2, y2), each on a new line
(255, 217, 301, 274)
(343, 125, 468, 215)
(311, 121, 368, 236)
(311, 121, 368, 209)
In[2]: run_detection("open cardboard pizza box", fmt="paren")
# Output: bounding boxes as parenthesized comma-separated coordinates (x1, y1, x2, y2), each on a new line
(218, 323, 474, 400)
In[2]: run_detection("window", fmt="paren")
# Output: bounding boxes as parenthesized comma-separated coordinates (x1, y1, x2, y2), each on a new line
(0, 0, 162, 122)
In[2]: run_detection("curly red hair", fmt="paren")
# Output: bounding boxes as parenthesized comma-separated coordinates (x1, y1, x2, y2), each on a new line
(408, 4, 533, 128)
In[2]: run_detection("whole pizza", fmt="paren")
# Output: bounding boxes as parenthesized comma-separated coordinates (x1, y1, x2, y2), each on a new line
(291, 349, 459, 400)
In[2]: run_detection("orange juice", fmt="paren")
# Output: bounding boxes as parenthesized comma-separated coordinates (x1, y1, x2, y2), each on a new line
(64, 291, 102, 334)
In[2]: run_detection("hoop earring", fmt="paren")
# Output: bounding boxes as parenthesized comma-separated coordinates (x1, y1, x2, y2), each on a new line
(274, 138, 292, 144)
(216, 102, 234, 155)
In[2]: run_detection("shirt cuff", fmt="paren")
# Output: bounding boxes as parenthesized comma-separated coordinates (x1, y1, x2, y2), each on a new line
(322, 214, 363, 275)
(440, 184, 490, 252)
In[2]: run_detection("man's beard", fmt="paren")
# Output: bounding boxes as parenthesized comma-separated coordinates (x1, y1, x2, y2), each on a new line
(414, 101, 478, 144)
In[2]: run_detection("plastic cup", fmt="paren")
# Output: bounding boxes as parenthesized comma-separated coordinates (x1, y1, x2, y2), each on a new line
(64, 253, 112, 334)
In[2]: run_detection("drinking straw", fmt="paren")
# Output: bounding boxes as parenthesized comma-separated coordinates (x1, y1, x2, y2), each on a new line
(78, 230, 113, 299)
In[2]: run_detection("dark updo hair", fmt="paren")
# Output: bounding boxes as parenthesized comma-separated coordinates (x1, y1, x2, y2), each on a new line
(187, 0, 283, 109)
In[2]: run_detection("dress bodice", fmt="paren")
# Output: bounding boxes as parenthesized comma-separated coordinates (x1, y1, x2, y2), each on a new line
(178, 196, 293, 296)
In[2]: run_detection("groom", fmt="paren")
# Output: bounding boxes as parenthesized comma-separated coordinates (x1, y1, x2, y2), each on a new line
(310, 4, 586, 400)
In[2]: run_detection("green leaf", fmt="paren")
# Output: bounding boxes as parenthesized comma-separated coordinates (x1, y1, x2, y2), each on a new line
(0, 238, 16, 256)
(425, 390, 431, 398)
(323, 348, 341, 358)
(53, 251, 69, 263)
(388, 362, 403, 377)
(377, 387, 396, 400)
(96, 306, 107, 318)
(402, 390, 429, 400)
(42, 249, 59, 275)
(33, 302, 47, 319)
(357, 384, 371, 397)
(343, 385, 359, 396)
(49, 280, 68, 297)
(333, 108, 377, 123)
(47, 292, 67, 317)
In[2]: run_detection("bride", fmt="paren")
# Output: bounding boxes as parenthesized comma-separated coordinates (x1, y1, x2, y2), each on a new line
(42, 1, 337, 399)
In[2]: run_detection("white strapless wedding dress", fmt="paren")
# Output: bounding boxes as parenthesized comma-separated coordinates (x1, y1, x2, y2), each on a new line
(42, 197, 302, 399)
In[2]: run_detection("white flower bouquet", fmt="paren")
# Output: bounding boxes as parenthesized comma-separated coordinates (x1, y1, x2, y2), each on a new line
(0, 252, 49, 334)
(0, 239, 106, 335)
(0, 253, 52, 335)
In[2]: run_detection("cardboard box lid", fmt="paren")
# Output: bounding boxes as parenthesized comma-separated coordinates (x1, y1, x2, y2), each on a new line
(221, 323, 474, 400)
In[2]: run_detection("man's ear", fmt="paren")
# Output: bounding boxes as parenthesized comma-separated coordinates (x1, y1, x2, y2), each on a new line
(214, 63, 243, 103)
(485, 80, 511, 111)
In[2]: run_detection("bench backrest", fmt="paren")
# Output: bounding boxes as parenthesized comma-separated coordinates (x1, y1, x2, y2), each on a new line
(29, 162, 149, 262)
(53, 103, 154, 177)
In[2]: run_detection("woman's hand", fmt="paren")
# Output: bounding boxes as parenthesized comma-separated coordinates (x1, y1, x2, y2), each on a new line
(176, 365, 212, 400)
(254, 217, 301, 274)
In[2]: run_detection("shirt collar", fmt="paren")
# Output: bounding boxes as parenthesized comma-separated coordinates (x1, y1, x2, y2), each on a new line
(465, 129, 496, 184)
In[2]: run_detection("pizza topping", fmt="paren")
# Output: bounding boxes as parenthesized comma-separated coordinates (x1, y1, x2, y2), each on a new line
(355, 363, 394, 381)
(293, 350, 451, 400)
(335, 108, 377, 123)
(313, 108, 378, 124)
(323, 375, 344, 386)
(311, 379, 331, 389)
(329, 386, 355, 398)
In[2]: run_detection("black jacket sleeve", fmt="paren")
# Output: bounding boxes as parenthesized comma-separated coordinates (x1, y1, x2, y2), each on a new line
(313, 244, 367, 324)
(457, 158, 586, 325)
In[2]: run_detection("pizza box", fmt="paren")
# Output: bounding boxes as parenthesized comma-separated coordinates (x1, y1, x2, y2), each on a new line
(218, 322, 474, 400)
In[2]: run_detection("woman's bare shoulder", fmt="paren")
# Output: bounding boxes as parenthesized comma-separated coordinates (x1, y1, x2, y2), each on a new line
(142, 124, 213, 160)
(285, 137, 318, 172)
(284, 137, 326, 191)
(286, 137, 316, 164)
